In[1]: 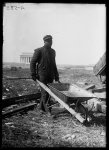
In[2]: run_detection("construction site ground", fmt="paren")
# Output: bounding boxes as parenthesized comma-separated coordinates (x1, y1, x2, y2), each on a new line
(2, 66, 106, 147)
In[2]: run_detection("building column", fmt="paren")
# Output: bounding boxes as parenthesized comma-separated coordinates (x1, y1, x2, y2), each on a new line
(27, 57, 28, 63)
(20, 56, 33, 64)
(22, 57, 23, 63)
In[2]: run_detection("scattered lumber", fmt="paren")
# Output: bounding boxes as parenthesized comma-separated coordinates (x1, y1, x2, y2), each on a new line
(2, 93, 41, 108)
(92, 87, 106, 93)
(84, 84, 95, 91)
(93, 92, 106, 99)
(3, 76, 32, 80)
(82, 98, 106, 113)
(2, 102, 37, 119)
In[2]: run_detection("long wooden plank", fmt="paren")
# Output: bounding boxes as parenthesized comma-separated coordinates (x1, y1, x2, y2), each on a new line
(3, 76, 32, 80)
(84, 84, 95, 91)
(2, 93, 41, 108)
(2, 102, 37, 119)
(36, 80, 85, 123)
(92, 87, 106, 93)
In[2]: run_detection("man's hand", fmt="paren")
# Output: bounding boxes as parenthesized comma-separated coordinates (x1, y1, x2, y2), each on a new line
(32, 74, 39, 81)
(32, 75, 36, 81)
(55, 79, 61, 83)
(36, 74, 39, 80)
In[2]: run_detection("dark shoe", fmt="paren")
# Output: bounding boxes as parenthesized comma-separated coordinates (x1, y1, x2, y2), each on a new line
(39, 110, 46, 115)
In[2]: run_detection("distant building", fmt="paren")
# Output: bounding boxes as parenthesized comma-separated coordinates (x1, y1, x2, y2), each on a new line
(20, 52, 33, 64)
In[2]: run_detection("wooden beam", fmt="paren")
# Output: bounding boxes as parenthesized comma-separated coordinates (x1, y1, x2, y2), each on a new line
(92, 87, 106, 93)
(2, 102, 37, 119)
(3, 76, 32, 80)
(36, 80, 85, 123)
(84, 84, 95, 91)
(2, 93, 41, 108)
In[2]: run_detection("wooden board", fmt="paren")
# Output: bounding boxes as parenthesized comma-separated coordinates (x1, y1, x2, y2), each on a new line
(93, 52, 106, 76)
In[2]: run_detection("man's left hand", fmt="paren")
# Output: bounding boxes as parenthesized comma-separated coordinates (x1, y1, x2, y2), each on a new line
(32, 75, 36, 81)
(55, 80, 61, 83)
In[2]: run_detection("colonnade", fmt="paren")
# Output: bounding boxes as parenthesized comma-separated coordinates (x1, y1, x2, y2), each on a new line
(20, 56, 32, 64)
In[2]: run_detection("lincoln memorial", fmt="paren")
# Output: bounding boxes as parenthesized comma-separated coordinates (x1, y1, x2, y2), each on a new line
(20, 52, 33, 64)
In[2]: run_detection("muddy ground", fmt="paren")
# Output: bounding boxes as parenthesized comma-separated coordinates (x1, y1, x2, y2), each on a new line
(2, 66, 106, 147)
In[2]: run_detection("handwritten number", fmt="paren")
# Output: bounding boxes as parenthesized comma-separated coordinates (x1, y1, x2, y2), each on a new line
(6, 5, 25, 10)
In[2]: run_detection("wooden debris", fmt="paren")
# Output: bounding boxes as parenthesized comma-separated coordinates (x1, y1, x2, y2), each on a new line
(2, 93, 41, 108)
(84, 84, 95, 91)
(92, 87, 106, 93)
(94, 92, 106, 99)
(83, 98, 106, 113)
(2, 102, 37, 119)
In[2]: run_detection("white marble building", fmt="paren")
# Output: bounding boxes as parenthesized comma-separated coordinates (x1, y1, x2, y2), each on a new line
(20, 53, 33, 64)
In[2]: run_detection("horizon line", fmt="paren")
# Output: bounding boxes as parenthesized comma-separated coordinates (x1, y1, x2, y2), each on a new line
(3, 62, 94, 66)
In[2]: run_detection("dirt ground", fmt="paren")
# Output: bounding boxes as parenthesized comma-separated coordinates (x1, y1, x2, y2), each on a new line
(2, 66, 106, 147)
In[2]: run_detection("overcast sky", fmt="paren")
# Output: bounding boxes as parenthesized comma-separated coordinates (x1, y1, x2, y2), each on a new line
(3, 3, 106, 65)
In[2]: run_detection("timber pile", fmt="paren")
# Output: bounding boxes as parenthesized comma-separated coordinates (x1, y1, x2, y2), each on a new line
(83, 84, 106, 113)
(2, 93, 41, 118)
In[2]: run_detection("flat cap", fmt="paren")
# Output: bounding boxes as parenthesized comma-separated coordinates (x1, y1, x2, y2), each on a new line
(43, 35, 52, 41)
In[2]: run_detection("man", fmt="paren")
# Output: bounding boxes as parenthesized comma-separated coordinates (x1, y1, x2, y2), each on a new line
(30, 35, 60, 113)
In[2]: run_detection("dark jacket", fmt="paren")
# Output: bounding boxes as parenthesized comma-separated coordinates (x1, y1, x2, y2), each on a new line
(30, 46, 59, 81)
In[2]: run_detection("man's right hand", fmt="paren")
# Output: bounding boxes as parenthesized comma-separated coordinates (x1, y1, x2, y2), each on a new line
(32, 74, 39, 81)
(32, 75, 36, 81)
(55, 80, 61, 83)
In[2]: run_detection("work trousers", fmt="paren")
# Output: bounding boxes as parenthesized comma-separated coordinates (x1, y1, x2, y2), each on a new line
(39, 74, 53, 112)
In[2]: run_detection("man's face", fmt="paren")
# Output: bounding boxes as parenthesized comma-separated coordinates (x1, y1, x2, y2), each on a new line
(44, 39, 52, 48)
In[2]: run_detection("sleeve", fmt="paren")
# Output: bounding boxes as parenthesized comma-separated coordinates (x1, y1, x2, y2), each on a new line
(53, 51, 59, 81)
(30, 49, 41, 76)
